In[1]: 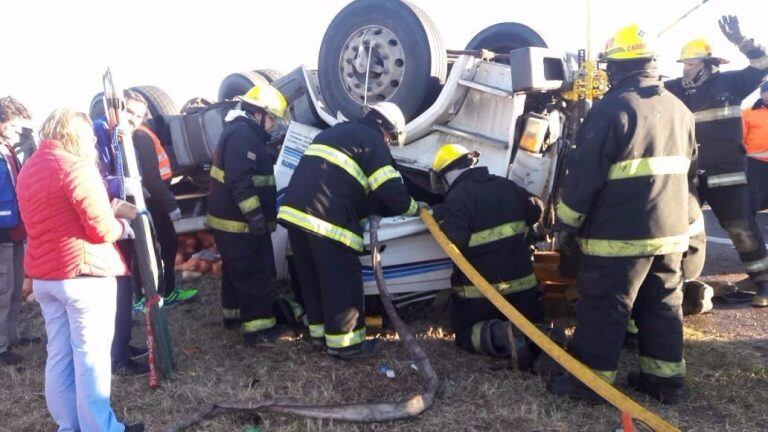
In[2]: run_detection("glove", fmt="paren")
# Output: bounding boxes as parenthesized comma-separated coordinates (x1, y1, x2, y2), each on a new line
(118, 219, 135, 240)
(719, 15, 745, 46)
(247, 213, 268, 237)
(169, 208, 182, 222)
(555, 229, 578, 255)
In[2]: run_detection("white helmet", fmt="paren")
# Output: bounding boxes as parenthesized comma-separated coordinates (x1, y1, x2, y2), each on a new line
(362, 102, 406, 146)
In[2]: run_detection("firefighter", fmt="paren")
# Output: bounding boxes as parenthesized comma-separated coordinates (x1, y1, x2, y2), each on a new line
(278, 102, 419, 360)
(547, 25, 696, 404)
(665, 16, 768, 308)
(206, 84, 290, 345)
(431, 144, 542, 369)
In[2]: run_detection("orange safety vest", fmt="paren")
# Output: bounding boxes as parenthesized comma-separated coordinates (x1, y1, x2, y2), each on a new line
(743, 105, 768, 162)
(137, 125, 173, 181)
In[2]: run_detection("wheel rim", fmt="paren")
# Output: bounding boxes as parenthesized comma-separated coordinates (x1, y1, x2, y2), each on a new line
(338, 25, 406, 104)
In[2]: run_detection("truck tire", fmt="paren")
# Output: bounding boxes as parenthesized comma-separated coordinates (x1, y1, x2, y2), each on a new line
(218, 71, 269, 102)
(465, 22, 548, 62)
(255, 69, 283, 83)
(318, 0, 446, 122)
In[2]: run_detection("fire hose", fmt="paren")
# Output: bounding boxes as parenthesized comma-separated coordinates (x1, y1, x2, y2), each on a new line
(419, 209, 678, 432)
(166, 215, 439, 431)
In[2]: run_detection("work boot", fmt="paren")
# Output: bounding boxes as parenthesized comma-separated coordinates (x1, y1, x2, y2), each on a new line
(682, 280, 714, 315)
(310, 337, 326, 349)
(626, 372, 684, 405)
(752, 281, 768, 308)
(223, 318, 241, 330)
(0, 350, 22, 366)
(243, 325, 295, 346)
(490, 321, 535, 371)
(273, 298, 302, 326)
(113, 359, 150, 377)
(547, 373, 605, 404)
(327, 339, 382, 360)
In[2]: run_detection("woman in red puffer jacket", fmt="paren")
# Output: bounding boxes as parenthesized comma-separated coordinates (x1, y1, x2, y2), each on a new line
(17, 108, 143, 432)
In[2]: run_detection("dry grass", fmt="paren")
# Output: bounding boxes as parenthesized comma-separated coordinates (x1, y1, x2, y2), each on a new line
(2, 275, 767, 432)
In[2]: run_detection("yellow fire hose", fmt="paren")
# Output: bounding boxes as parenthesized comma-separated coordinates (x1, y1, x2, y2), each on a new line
(420, 209, 679, 432)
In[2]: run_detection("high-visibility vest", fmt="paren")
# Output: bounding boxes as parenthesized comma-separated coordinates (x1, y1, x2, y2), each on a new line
(743, 106, 768, 162)
(137, 125, 173, 181)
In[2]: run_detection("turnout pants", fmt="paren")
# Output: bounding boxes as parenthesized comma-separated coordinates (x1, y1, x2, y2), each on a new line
(698, 181, 768, 283)
(747, 158, 768, 214)
(571, 253, 685, 390)
(213, 230, 277, 334)
(452, 287, 541, 357)
(287, 227, 366, 351)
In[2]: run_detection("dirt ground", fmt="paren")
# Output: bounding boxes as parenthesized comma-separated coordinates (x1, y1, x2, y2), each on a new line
(2, 269, 767, 432)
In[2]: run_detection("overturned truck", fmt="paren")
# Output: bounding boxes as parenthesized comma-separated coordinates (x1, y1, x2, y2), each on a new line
(117, 0, 599, 304)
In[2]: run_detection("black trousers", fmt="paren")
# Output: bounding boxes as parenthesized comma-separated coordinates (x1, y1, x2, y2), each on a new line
(452, 287, 541, 355)
(698, 182, 768, 282)
(212, 230, 277, 333)
(747, 157, 768, 214)
(287, 227, 365, 350)
(111, 241, 135, 366)
(146, 199, 178, 297)
(571, 253, 685, 388)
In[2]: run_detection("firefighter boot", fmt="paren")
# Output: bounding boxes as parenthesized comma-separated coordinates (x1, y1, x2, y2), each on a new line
(627, 372, 685, 405)
(752, 280, 768, 308)
(682, 280, 714, 315)
(327, 338, 382, 360)
(547, 373, 605, 404)
(243, 324, 295, 346)
(488, 320, 535, 371)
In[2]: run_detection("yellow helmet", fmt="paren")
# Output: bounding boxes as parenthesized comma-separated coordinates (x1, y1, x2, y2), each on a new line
(678, 38, 729, 64)
(432, 144, 479, 174)
(602, 24, 656, 61)
(237, 84, 288, 119)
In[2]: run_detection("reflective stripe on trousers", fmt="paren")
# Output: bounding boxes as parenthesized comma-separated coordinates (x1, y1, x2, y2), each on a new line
(325, 326, 365, 348)
(242, 317, 276, 333)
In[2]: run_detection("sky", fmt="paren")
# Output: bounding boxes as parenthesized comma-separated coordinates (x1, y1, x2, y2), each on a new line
(1, 0, 765, 126)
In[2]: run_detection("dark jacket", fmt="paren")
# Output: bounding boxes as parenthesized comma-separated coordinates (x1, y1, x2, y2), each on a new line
(133, 127, 178, 214)
(557, 71, 697, 257)
(437, 167, 542, 297)
(665, 44, 768, 184)
(207, 114, 277, 234)
(0, 143, 25, 243)
(278, 119, 418, 252)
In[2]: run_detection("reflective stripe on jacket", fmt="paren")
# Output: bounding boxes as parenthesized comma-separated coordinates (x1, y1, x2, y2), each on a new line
(278, 119, 417, 251)
(436, 167, 542, 296)
(558, 71, 696, 257)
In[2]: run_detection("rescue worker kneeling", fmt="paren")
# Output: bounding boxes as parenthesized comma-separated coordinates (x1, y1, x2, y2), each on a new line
(547, 25, 696, 405)
(431, 144, 543, 370)
(206, 84, 291, 345)
(278, 102, 419, 360)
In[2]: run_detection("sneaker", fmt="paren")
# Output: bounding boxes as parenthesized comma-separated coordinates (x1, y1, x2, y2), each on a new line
(163, 287, 199, 307)
(626, 372, 684, 405)
(124, 422, 145, 432)
(129, 345, 149, 360)
(0, 350, 22, 366)
(326, 339, 382, 360)
(113, 359, 150, 377)
(243, 325, 295, 346)
(133, 296, 146, 313)
(546, 373, 605, 404)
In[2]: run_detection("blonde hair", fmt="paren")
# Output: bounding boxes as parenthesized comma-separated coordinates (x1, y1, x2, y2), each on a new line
(39, 108, 95, 158)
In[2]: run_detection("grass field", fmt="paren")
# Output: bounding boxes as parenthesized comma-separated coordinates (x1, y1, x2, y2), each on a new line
(2, 275, 767, 432)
